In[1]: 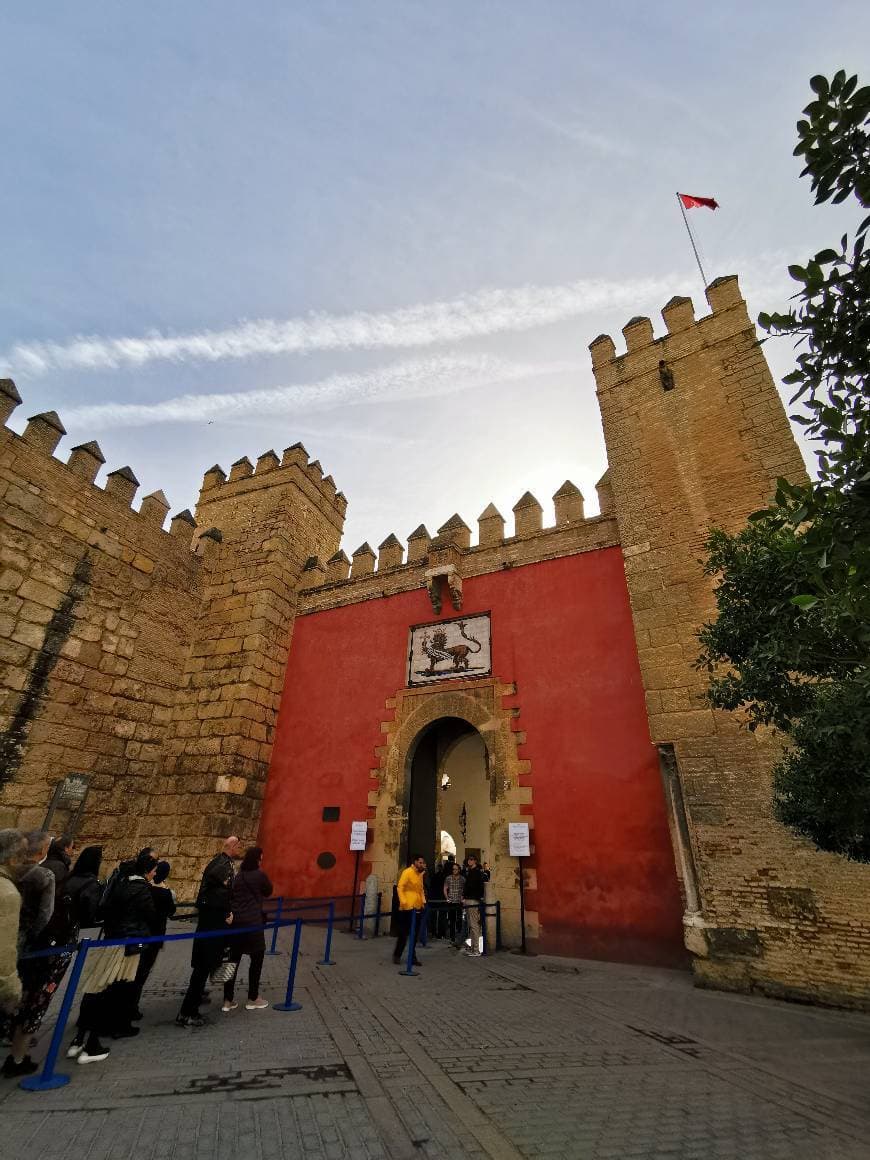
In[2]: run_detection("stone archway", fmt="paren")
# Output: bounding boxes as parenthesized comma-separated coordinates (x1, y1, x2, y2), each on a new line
(366, 677, 535, 945)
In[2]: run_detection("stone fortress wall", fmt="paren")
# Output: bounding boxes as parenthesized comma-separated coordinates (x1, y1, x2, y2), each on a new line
(0, 388, 347, 886)
(589, 275, 870, 1006)
(1, 273, 869, 1005)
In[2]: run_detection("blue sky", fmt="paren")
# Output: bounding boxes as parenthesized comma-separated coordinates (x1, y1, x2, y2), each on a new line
(1, 2, 866, 553)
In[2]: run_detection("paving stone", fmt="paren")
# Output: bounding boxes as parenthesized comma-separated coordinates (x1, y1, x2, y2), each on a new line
(1, 929, 869, 1160)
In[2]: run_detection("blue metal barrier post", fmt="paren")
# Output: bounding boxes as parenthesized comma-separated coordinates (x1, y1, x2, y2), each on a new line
(318, 900, 336, 965)
(375, 892, 382, 938)
(398, 910, 419, 976)
(20, 939, 90, 1092)
(273, 919, 303, 1011)
(418, 905, 428, 947)
(267, 897, 283, 955)
(356, 896, 366, 939)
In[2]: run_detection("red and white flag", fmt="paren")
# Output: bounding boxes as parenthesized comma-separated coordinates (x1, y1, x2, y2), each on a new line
(678, 193, 719, 210)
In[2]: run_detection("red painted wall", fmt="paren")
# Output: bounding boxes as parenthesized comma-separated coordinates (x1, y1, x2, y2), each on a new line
(259, 548, 686, 967)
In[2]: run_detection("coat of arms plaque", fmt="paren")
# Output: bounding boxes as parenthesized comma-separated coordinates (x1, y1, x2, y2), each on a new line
(407, 613, 491, 686)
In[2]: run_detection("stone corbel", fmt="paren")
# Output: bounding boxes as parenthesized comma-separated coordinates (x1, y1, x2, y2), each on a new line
(424, 564, 463, 613)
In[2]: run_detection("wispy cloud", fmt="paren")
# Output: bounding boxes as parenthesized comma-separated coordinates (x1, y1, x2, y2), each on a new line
(63, 354, 582, 432)
(4, 275, 681, 377)
(520, 107, 637, 159)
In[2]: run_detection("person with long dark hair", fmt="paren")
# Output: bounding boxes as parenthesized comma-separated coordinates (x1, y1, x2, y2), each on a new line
(65, 846, 110, 1063)
(66, 850, 157, 1062)
(221, 847, 272, 1013)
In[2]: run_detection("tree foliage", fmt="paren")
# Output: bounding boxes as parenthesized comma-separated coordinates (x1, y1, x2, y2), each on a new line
(697, 70, 870, 860)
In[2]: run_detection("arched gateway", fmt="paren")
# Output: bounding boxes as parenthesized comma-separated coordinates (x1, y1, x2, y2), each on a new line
(366, 680, 533, 948)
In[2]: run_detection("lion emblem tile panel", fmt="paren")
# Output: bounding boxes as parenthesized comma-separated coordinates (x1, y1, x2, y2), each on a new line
(407, 612, 492, 686)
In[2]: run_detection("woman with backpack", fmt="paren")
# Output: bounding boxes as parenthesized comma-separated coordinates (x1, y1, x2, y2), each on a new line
(63, 846, 104, 936)
(221, 847, 272, 1013)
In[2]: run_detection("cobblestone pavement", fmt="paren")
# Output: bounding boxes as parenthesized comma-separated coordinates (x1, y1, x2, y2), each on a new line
(2, 923, 869, 1159)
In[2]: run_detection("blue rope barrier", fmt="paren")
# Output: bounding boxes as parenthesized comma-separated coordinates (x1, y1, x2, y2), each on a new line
(16, 914, 304, 1094)
(317, 901, 336, 966)
(267, 897, 284, 955)
(273, 920, 303, 1012)
(18, 937, 93, 1093)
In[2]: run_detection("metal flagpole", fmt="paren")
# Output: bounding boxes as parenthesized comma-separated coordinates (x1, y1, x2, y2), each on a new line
(676, 193, 708, 289)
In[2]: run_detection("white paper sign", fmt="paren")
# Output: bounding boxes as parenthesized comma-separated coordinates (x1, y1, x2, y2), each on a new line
(349, 821, 368, 852)
(508, 822, 530, 858)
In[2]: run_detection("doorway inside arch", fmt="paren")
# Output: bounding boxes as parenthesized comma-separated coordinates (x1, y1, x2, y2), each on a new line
(404, 716, 490, 872)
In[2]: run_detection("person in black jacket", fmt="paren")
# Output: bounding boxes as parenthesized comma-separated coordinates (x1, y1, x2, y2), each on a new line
(461, 855, 490, 958)
(65, 847, 114, 1065)
(43, 835, 74, 888)
(176, 836, 243, 1027)
(63, 846, 103, 935)
(131, 860, 176, 1018)
(99, 853, 159, 1040)
(222, 847, 272, 1013)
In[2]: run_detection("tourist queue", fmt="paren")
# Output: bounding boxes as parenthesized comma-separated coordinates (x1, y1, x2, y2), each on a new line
(0, 829, 270, 1075)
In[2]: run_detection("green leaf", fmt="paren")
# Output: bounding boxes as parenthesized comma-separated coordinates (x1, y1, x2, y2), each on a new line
(790, 594, 818, 609)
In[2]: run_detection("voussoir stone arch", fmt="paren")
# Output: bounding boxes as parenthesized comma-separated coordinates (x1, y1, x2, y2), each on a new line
(366, 677, 534, 946)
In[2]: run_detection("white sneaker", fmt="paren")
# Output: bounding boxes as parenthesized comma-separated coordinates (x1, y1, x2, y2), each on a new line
(221, 1002, 238, 1013)
(245, 998, 269, 1010)
(66, 1042, 83, 1059)
(78, 1047, 110, 1064)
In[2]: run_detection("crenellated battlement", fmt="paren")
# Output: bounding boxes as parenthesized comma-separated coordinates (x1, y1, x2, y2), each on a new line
(589, 274, 752, 395)
(198, 438, 347, 528)
(0, 381, 208, 555)
(297, 478, 619, 614)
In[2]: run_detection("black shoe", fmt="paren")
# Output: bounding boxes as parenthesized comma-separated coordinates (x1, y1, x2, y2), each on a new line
(1, 1054, 39, 1077)
(111, 1026, 140, 1039)
(175, 1014, 206, 1028)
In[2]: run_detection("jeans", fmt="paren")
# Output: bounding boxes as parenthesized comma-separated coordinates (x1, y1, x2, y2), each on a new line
(446, 902, 463, 943)
(466, 901, 482, 952)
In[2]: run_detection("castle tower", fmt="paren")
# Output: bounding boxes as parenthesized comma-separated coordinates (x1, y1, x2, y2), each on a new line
(590, 275, 870, 1003)
(145, 444, 346, 885)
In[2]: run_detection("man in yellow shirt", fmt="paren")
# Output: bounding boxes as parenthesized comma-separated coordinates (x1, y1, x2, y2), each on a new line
(392, 856, 427, 966)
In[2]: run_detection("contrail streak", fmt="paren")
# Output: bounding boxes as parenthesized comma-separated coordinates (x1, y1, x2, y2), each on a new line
(4, 276, 681, 376)
(62, 354, 583, 432)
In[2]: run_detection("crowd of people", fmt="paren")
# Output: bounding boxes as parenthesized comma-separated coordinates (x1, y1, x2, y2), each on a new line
(393, 852, 491, 966)
(0, 828, 273, 1076)
(0, 824, 495, 1077)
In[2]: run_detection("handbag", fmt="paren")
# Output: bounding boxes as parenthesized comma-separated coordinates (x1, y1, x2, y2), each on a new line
(209, 952, 237, 985)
